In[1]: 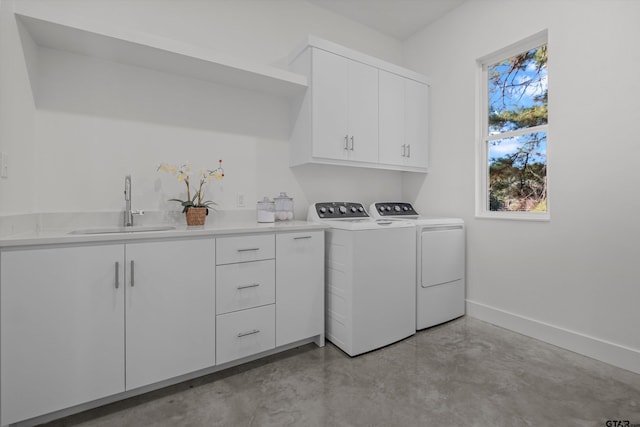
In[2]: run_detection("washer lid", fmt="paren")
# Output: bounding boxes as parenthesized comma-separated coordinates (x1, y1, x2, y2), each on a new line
(322, 218, 415, 230)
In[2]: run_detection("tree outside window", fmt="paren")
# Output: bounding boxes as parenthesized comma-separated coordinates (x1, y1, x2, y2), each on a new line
(478, 32, 549, 219)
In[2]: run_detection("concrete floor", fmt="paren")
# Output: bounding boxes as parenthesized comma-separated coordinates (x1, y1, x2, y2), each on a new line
(44, 317, 640, 427)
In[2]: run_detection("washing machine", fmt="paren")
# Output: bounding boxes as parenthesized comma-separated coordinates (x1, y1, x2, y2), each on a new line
(370, 202, 465, 330)
(308, 202, 416, 356)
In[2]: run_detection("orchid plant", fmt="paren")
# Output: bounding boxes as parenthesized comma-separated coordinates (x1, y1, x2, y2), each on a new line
(157, 160, 224, 213)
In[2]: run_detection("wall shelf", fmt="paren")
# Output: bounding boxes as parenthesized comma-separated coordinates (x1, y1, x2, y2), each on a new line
(14, 7, 308, 98)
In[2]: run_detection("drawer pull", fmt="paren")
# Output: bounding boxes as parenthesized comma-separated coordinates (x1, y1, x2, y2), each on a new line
(237, 248, 260, 252)
(115, 262, 120, 289)
(130, 260, 135, 287)
(237, 329, 260, 338)
(294, 235, 312, 240)
(237, 283, 260, 290)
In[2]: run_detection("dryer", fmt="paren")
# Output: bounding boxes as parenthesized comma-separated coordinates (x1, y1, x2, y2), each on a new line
(308, 202, 416, 356)
(370, 202, 465, 330)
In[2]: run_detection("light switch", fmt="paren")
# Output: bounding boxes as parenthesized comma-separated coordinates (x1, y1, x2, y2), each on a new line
(0, 152, 7, 178)
(236, 193, 245, 208)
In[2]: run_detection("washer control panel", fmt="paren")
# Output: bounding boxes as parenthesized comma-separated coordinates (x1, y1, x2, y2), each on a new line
(373, 202, 419, 216)
(314, 202, 369, 219)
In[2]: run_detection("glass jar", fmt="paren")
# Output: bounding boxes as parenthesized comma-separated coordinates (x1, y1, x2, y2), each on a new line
(256, 197, 275, 223)
(274, 192, 294, 221)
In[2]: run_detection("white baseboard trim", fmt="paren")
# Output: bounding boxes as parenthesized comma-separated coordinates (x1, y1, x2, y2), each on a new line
(466, 299, 640, 375)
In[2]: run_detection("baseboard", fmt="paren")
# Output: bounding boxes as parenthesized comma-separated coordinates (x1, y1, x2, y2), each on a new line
(466, 299, 640, 375)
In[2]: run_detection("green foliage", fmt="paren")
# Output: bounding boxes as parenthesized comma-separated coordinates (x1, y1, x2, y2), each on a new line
(489, 159, 546, 212)
(489, 104, 547, 130)
(488, 44, 548, 212)
(168, 197, 217, 214)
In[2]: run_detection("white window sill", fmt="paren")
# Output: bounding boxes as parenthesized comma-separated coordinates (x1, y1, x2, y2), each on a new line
(475, 211, 550, 222)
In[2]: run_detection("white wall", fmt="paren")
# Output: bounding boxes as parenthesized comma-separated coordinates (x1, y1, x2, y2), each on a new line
(403, 0, 640, 373)
(0, 0, 37, 214)
(1, 0, 406, 219)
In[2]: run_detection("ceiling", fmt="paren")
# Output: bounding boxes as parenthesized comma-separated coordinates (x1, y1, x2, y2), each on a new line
(307, 0, 466, 41)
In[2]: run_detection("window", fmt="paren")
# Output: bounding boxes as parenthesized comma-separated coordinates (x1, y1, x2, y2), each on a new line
(477, 31, 548, 220)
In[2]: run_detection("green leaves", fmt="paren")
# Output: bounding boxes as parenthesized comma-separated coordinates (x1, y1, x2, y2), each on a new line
(168, 197, 217, 213)
(487, 44, 548, 212)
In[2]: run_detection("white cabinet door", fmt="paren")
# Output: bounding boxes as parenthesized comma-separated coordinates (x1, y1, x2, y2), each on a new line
(379, 71, 429, 170)
(348, 59, 379, 163)
(125, 238, 215, 390)
(1, 245, 125, 425)
(405, 78, 429, 169)
(312, 48, 378, 163)
(379, 70, 406, 166)
(312, 48, 350, 160)
(275, 231, 324, 346)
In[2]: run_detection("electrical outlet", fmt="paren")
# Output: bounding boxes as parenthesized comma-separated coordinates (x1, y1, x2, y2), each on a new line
(0, 152, 8, 178)
(236, 193, 245, 208)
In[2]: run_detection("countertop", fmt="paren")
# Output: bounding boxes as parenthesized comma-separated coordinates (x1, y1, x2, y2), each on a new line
(0, 211, 325, 249)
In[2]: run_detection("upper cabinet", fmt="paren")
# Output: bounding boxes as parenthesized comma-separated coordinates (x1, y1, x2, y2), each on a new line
(312, 48, 379, 163)
(289, 36, 431, 173)
(13, 6, 307, 99)
(379, 70, 430, 169)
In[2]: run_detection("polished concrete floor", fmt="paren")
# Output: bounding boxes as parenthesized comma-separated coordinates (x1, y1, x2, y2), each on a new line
(44, 317, 640, 427)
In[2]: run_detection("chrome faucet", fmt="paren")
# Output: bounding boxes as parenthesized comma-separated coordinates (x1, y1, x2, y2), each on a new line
(124, 175, 144, 226)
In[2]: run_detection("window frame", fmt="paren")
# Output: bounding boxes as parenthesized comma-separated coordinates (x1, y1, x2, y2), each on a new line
(475, 30, 550, 221)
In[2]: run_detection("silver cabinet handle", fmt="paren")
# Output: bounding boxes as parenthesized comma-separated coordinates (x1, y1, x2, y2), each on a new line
(130, 260, 135, 287)
(401, 144, 406, 157)
(115, 262, 120, 289)
(237, 248, 259, 252)
(350, 135, 355, 151)
(237, 329, 260, 338)
(407, 144, 411, 158)
(294, 235, 312, 240)
(344, 134, 349, 150)
(237, 283, 260, 290)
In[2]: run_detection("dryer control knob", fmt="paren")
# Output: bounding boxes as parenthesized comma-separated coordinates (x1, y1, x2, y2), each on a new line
(394, 205, 401, 212)
(358, 206, 365, 212)
(328, 207, 335, 213)
(339, 206, 347, 214)
(319, 207, 327, 213)
(403, 206, 409, 211)
(350, 207, 357, 213)
(385, 206, 392, 211)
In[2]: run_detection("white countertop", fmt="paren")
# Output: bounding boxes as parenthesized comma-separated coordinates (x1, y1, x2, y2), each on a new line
(0, 211, 325, 249)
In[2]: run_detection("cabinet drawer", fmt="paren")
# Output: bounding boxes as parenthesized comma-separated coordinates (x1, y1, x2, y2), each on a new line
(216, 305, 275, 365)
(216, 234, 275, 265)
(216, 260, 275, 315)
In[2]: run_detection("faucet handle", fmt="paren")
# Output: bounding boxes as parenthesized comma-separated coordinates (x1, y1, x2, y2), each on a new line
(131, 210, 144, 216)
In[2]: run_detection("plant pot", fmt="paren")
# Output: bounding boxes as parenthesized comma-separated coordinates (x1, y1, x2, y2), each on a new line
(185, 207, 207, 226)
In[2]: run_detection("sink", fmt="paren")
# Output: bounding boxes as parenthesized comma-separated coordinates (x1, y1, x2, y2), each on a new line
(69, 225, 176, 235)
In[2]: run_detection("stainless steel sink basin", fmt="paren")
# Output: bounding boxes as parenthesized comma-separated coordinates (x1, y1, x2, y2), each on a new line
(69, 225, 176, 235)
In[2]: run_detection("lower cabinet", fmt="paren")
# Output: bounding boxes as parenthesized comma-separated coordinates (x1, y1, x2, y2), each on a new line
(276, 231, 324, 346)
(0, 229, 323, 425)
(125, 239, 216, 390)
(215, 234, 277, 365)
(0, 238, 215, 425)
(216, 304, 276, 365)
(1, 245, 125, 426)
